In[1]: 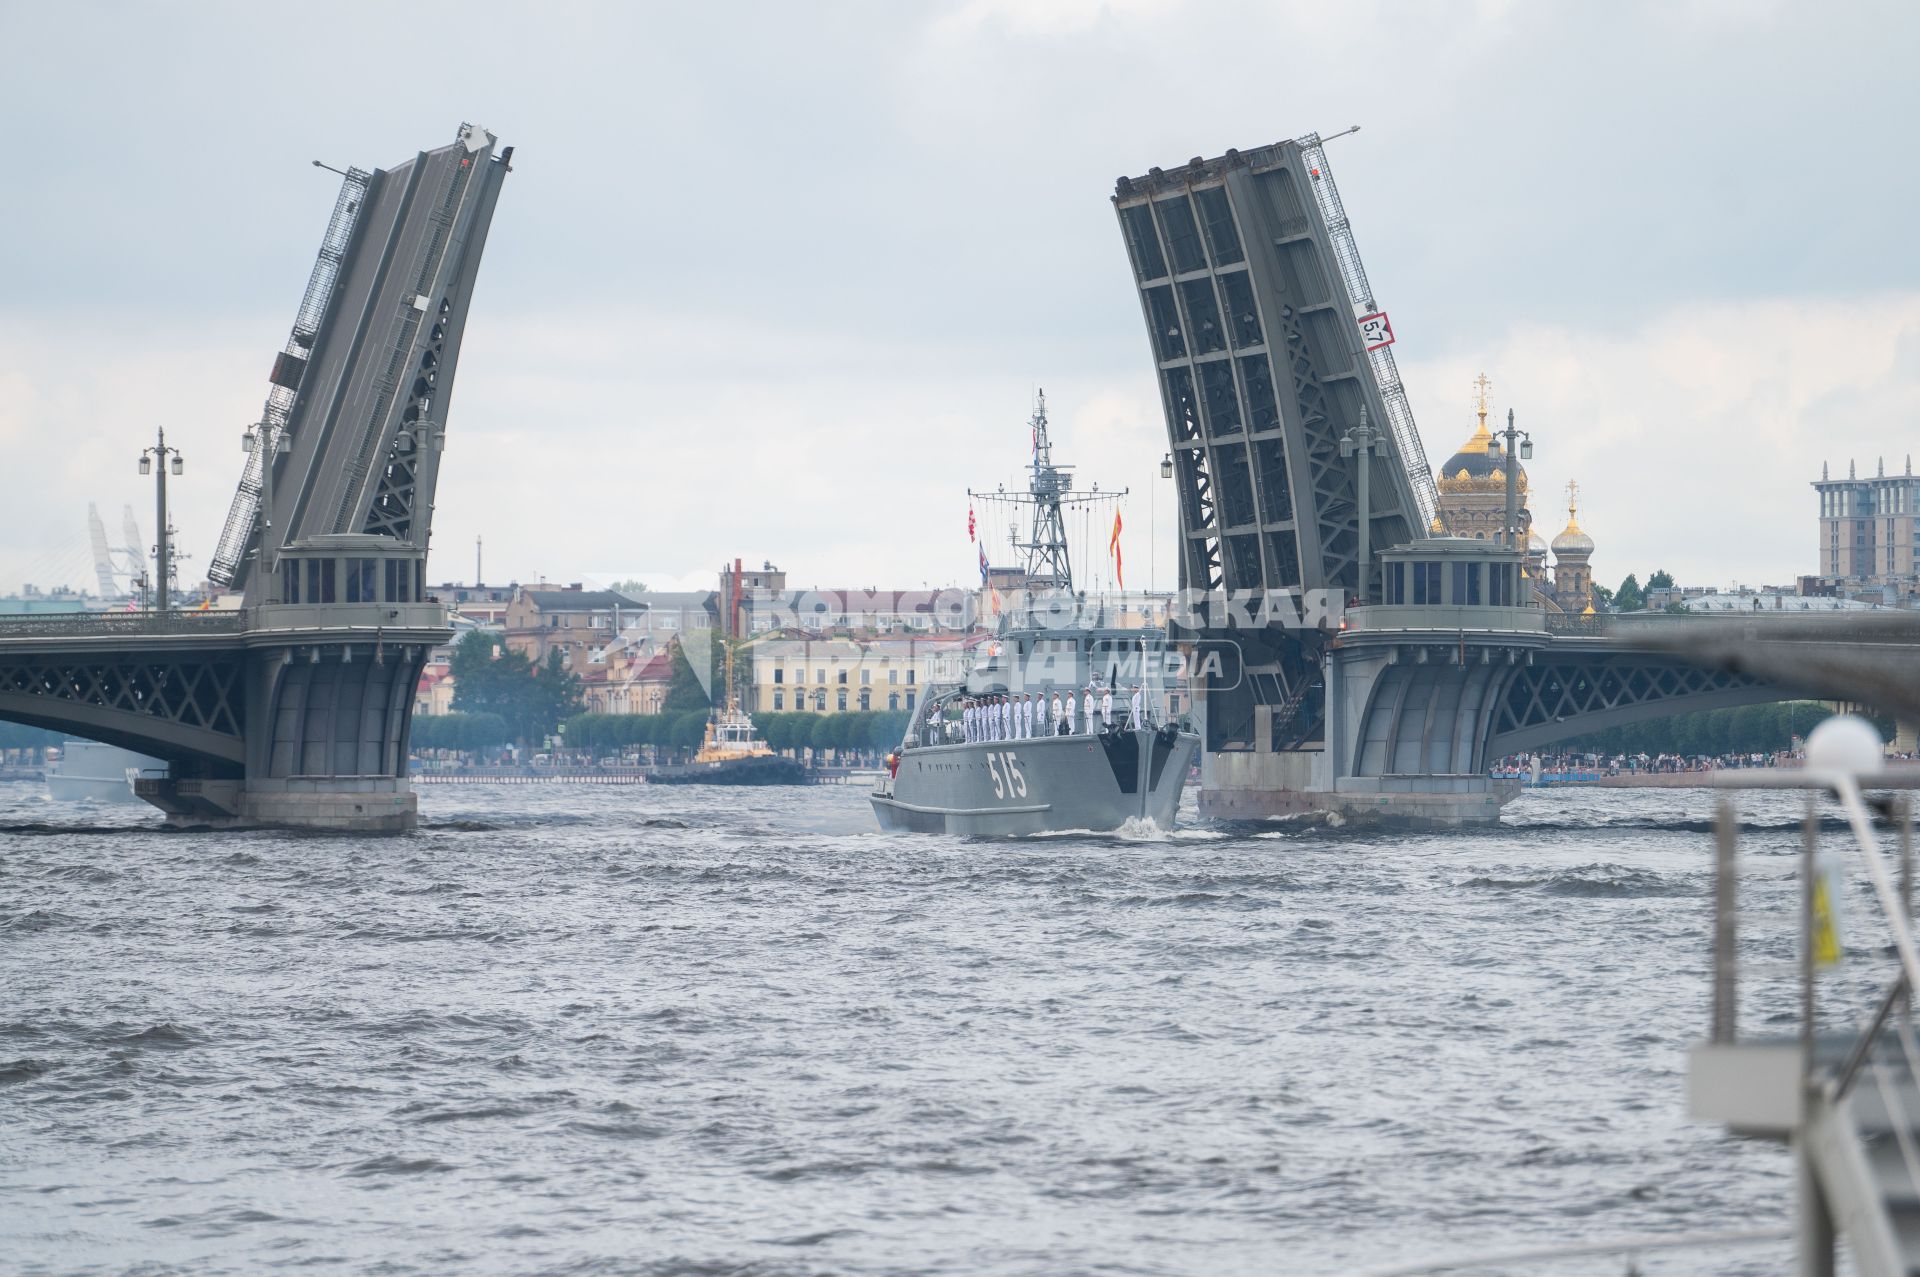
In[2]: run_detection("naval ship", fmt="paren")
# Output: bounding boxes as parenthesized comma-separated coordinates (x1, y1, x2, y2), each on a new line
(870, 393, 1199, 836)
(45, 740, 159, 804)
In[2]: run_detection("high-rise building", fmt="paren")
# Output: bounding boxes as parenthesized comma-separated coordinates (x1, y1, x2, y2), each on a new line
(1814, 457, 1920, 598)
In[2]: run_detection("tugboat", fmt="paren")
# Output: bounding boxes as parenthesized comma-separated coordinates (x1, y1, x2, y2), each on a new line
(649, 706, 807, 786)
(870, 392, 1199, 835)
(649, 638, 806, 786)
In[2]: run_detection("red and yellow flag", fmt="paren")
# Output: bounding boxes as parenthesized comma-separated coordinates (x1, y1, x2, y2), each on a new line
(1108, 509, 1124, 590)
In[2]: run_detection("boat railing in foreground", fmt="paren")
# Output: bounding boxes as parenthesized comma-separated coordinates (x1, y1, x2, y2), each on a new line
(1689, 731, 1920, 1277)
(1354, 728, 1920, 1277)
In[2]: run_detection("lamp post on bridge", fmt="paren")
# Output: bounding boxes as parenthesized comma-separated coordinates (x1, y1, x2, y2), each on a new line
(1487, 409, 1533, 552)
(1340, 407, 1383, 604)
(137, 428, 185, 615)
(1156, 452, 1173, 596)
(242, 420, 291, 587)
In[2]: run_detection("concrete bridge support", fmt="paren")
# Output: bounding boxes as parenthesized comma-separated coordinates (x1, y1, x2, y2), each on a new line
(2, 600, 445, 831)
(0, 124, 508, 832)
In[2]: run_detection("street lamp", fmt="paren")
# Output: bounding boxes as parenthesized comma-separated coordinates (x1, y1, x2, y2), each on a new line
(1486, 409, 1533, 551)
(1339, 407, 1383, 604)
(1155, 453, 1175, 595)
(137, 428, 185, 614)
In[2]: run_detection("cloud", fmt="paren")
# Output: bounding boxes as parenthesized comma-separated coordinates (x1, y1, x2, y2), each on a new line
(1404, 292, 1920, 589)
(2, 1, 1917, 601)
(928, 0, 1185, 39)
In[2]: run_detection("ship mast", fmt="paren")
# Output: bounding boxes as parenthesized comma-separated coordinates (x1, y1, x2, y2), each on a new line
(969, 390, 1125, 599)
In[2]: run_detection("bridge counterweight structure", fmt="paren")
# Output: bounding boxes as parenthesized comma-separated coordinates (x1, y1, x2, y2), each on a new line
(0, 124, 510, 831)
(1110, 143, 1901, 823)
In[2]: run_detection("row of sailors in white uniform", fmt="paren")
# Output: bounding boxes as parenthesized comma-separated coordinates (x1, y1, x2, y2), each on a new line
(958, 687, 1143, 743)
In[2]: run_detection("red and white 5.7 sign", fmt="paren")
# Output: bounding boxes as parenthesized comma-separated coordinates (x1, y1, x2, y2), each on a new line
(1358, 311, 1395, 351)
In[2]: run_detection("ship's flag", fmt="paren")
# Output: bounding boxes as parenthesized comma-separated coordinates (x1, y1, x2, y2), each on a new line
(968, 506, 976, 542)
(978, 543, 989, 586)
(1109, 509, 1124, 590)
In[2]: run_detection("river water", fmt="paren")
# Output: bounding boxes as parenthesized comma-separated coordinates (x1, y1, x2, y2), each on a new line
(0, 780, 1864, 1275)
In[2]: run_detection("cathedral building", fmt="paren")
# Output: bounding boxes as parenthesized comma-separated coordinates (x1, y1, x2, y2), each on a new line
(1433, 374, 1533, 547)
(1432, 374, 1599, 613)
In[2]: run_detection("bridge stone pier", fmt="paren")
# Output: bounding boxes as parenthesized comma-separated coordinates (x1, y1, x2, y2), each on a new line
(1193, 538, 1793, 826)
(1113, 137, 1891, 827)
(0, 124, 510, 831)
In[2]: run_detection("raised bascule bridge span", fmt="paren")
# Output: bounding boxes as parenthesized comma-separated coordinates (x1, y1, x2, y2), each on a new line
(0, 124, 510, 831)
(1114, 135, 1920, 825)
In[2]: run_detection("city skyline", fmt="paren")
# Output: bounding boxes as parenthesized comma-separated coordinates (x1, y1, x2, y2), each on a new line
(2, 1, 1917, 598)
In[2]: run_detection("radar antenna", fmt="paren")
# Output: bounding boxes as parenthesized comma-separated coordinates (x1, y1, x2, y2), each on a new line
(967, 390, 1125, 596)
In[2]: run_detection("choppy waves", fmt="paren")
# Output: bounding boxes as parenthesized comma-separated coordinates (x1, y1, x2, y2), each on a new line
(0, 780, 1796, 1275)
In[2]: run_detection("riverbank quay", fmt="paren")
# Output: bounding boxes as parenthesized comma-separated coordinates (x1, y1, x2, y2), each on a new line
(411, 764, 859, 786)
(1554, 764, 1920, 788)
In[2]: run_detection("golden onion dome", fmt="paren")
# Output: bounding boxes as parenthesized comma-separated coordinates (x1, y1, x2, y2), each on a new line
(1552, 522, 1595, 556)
(1552, 482, 1595, 556)
(1438, 375, 1528, 492)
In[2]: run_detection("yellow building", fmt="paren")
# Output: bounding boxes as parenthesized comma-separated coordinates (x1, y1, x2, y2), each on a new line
(752, 635, 979, 714)
(579, 650, 675, 716)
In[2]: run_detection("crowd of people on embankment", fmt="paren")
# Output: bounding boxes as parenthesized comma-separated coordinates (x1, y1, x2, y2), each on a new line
(1493, 747, 1919, 781)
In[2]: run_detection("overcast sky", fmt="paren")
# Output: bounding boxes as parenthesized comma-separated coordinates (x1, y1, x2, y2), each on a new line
(3, 0, 1916, 599)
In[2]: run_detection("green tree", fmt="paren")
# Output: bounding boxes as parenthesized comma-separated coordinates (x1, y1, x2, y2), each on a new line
(451, 630, 582, 747)
(410, 712, 507, 754)
(760, 712, 795, 754)
(661, 638, 714, 714)
(534, 649, 584, 741)
(1560, 700, 1842, 757)
(1613, 574, 1644, 613)
(670, 709, 709, 757)
(1646, 569, 1675, 591)
(607, 579, 649, 594)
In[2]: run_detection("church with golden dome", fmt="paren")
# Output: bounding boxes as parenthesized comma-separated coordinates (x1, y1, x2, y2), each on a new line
(1432, 374, 1601, 614)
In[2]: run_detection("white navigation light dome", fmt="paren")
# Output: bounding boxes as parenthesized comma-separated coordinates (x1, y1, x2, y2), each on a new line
(1807, 714, 1885, 777)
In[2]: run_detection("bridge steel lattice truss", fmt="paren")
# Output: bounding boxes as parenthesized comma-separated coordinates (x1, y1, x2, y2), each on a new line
(1112, 138, 1896, 784)
(0, 124, 509, 827)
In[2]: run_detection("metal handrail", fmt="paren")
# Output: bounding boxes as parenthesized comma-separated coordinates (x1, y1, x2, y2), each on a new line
(1872, 1061, 1920, 1206)
(0, 609, 249, 638)
(1832, 775, 1920, 997)
(1832, 973, 1909, 1101)
(1544, 611, 1920, 640)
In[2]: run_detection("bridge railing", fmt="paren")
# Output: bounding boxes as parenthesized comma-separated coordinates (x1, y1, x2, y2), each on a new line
(1543, 613, 1609, 636)
(0, 609, 250, 639)
(1546, 610, 1920, 644)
